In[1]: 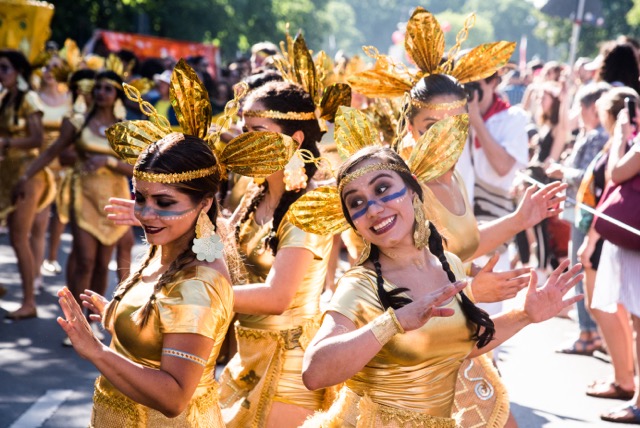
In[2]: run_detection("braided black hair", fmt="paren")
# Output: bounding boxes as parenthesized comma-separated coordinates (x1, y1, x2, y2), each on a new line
(337, 146, 495, 347)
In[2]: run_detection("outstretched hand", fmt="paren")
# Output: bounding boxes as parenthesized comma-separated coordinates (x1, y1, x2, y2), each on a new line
(524, 259, 584, 324)
(515, 181, 567, 229)
(471, 253, 530, 303)
(395, 280, 467, 332)
(105, 197, 140, 226)
(80, 289, 109, 323)
(57, 287, 105, 359)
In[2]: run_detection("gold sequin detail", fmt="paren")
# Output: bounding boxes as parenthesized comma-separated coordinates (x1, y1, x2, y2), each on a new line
(242, 109, 316, 121)
(411, 97, 467, 111)
(338, 163, 410, 194)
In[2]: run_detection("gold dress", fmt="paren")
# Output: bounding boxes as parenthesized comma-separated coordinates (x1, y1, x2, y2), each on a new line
(0, 90, 54, 220)
(69, 117, 130, 245)
(421, 171, 480, 263)
(41, 97, 72, 220)
(219, 207, 333, 428)
(91, 266, 234, 427)
(305, 252, 472, 428)
(423, 172, 508, 428)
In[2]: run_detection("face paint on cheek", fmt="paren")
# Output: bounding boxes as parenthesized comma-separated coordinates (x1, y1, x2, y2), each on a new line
(350, 187, 408, 221)
(134, 205, 197, 221)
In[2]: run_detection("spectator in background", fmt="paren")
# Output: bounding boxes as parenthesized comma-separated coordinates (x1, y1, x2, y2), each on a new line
(250, 41, 278, 72)
(546, 82, 610, 356)
(589, 42, 640, 94)
(152, 70, 179, 128)
(501, 69, 527, 105)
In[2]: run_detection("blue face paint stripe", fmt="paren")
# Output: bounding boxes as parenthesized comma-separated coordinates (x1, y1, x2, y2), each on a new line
(350, 187, 408, 221)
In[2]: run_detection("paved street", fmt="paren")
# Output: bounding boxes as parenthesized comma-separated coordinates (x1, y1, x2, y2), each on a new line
(0, 228, 637, 427)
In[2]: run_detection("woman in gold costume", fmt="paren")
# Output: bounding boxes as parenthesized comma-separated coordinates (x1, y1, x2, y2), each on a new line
(57, 133, 235, 427)
(0, 49, 47, 320)
(218, 81, 334, 428)
(34, 57, 72, 278)
(301, 146, 584, 427)
(14, 70, 132, 315)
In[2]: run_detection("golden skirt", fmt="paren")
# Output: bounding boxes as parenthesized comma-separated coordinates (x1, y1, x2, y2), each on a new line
(91, 376, 224, 428)
(302, 386, 460, 428)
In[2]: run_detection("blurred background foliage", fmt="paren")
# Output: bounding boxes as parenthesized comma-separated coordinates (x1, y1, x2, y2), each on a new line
(48, 0, 640, 63)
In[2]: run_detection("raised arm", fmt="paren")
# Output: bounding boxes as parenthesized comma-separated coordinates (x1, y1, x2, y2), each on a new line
(232, 246, 314, 315)
(302, 281, 466, 390)
(467, 259, 583, 359)
(57, 287, 213, 417)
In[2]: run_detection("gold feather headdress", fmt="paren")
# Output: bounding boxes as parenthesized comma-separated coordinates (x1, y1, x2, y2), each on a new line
(347, 7, 516, 99)
(255, 29, 351, 127)
(106, 59, 297, 183)
(286, 106, 469, 235)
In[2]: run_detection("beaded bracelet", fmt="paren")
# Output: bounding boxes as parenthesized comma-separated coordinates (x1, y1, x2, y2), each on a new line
(162, 348, 207, 367)
(370, 308, 405, 346)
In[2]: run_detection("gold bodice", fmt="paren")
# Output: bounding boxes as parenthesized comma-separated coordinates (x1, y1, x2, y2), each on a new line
(422, 171, 480, 262)
(326, 252, 475, 418)
(40, 96, 71, 145)
(74, 125, 118, 157)
(235, 211, 333, 330)
(0, 90, 43, 158)
(93, 265, 234, 427)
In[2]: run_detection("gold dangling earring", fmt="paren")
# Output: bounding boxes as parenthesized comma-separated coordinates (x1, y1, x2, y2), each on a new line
(413, 195, 431, 250)
(192, 210, 224, 262)
(355, 233, 371, 265)
(283, 150, 308, 192)
(113, 98, 127, 120)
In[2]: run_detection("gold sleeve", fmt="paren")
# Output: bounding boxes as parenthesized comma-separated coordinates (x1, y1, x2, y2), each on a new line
(277, 216, 328, 259)
(325, 269, 383, 328)
(157, 267, 234, 340)
(20, 91, 44, 117)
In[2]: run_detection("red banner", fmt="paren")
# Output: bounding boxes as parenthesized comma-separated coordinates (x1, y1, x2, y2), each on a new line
(93, 30, 218, 77)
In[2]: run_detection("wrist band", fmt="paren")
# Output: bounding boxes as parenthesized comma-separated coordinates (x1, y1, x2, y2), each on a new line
(370, 308, 404, 346)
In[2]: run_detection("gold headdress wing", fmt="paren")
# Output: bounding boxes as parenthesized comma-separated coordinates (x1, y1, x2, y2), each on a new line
(287, 186, 349, 235)
(407, 113, 469, 183)
(334, 106, 381, 159)
(273, 30, 351, 123)
(170, 59, 212, 140)
(349, 7, 515, 98)
(347, 47, 414, 98)
(107, 60, 296, 179)
(404, 7, 444, 76)
(450, 41, 516, 84)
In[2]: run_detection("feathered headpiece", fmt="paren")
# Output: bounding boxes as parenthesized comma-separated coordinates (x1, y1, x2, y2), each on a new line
(286, 106, 469, 235)
(106, 59, 297, 183)
(253, 29, 351, 127)
(348, 7, 516, 99)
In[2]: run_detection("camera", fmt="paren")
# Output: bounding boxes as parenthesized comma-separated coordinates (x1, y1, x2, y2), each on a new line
(625, 97, 637, 133)
(464, 82, 483, 102)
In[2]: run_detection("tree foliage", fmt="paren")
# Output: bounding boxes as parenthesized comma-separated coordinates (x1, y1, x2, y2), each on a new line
(46, 0, 638, 64)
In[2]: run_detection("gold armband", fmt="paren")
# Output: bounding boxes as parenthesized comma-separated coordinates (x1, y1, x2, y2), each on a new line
(106, 157, 118, 169)
(370, 308, 405, 346)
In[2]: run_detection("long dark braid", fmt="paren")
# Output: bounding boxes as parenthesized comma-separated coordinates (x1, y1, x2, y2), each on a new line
(103, 244, 158, 329)
(370, 245, 411, 309)
(426, 222, 495, 348)
(234, 182, 268, 243)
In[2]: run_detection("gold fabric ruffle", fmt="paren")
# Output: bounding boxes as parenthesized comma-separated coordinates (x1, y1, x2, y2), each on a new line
(91, 376, 223, 427)
(302, 386, 460, 428)
(452, 354, 509, 428)
(72, 166, 130, 245)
